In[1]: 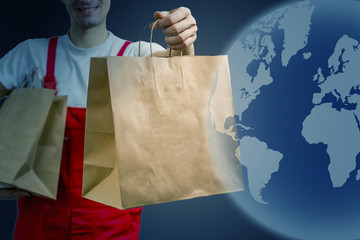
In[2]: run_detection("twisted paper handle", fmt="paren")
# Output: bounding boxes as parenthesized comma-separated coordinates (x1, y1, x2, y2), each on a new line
(21, 67, 40, 89)
(138, 19, 182, 57)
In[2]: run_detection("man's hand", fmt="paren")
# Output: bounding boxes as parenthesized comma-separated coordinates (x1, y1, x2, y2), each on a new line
(0, 188, 31, 199)
(153, 7, 197, 55)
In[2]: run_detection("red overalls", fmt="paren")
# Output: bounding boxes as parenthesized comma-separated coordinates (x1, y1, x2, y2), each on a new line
(13, 37, 142, 240)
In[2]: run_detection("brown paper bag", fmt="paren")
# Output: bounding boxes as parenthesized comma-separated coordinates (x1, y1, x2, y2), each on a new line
(83, 55, 243, 209)
(0, 87, 67, 199)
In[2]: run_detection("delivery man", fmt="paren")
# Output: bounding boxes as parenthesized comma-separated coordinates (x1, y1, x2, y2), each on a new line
(0, 0, 197, 239)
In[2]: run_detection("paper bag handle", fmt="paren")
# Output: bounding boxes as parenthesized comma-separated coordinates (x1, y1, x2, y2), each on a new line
(138, 19, 181, 58)
(21, 67, 40, 89)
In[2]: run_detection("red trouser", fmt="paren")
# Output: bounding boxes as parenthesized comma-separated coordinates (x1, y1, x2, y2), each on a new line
(13, 38, 141, 239)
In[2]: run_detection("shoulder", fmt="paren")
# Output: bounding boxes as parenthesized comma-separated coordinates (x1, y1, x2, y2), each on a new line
(2, 38, 51, 62)
(0, 37, 51, 65)
(0, 37, 50, 91)
(17, 38, 50, 52)
(106, 32, 166, 57)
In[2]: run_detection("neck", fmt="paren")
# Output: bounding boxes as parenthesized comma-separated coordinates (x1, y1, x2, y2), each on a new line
(68, 24, 109, 48)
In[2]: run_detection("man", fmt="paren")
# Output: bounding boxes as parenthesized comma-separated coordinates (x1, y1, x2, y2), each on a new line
(0, 0, 197, 239)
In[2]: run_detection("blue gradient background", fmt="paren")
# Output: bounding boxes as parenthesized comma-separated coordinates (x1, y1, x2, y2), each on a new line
(0, 1, 297, 239)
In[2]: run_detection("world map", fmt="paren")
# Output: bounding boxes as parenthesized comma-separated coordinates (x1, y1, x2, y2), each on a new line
(226, 0, 360, 239)
(229, 0, 317, 204)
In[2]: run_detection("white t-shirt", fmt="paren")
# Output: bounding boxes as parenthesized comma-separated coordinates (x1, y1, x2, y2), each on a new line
(0, 32, 165, 108)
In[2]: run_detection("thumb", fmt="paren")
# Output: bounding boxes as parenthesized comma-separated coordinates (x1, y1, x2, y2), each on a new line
(151, 11, 169, 29)
(153, 11, 169, 20)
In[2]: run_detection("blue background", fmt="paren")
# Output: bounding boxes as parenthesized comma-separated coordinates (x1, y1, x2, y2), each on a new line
(0, 1, 295, 239)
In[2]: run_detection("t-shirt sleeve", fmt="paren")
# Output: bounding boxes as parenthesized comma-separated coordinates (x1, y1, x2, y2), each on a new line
(0, 40, 31, 91)
(124, 41, 166, 57)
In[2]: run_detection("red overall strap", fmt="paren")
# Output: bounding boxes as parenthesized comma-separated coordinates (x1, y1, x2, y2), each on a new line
(32, 38, 133, 209)
(44, 38, 130, 94)
(15, 38, 141, 240)
(44, 36, 58, 93)
(117, 40, 131, 56)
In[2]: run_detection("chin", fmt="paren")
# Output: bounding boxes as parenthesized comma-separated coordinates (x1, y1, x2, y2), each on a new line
(77, 19, 103, 29)
(80, 22, 99, 28)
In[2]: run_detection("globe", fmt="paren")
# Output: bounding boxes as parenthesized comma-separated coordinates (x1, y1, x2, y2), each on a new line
(226, 0, 360, 239)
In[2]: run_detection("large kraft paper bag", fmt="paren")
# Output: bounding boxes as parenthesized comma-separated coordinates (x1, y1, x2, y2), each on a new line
(83, 55, 243, 209)
(0, 88, 67, 199)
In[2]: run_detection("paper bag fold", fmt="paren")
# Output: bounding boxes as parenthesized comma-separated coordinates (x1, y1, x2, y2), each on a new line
(0, 88, 67, 199)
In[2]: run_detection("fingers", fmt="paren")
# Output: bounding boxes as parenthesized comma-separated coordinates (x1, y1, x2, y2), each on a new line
(151, 11, 169, 29)
(165, 26, 198, 49)
(155, 7, 191, 29)
(153, 11, 169, 23)
(160, 13, 196, 36)
(153, 7, 197, 50)
(0, 188, 31, 199)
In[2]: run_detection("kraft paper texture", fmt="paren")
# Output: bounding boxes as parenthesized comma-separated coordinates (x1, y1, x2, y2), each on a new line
(83, 55, 243, 209)
(0, 88, 67, 199)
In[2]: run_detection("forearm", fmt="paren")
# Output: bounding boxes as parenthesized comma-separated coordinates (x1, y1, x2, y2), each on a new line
(0, 188, 31, 199)
(0, 82, 9, 98)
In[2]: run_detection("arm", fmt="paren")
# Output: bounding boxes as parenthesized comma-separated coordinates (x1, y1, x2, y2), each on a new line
(0, 82, 9, 98)
(153, 7, 197, 57)
(0, 188, 31, 199)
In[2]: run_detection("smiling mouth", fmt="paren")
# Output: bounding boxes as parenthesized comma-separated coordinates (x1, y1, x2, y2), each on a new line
(77, 6, 99, 14)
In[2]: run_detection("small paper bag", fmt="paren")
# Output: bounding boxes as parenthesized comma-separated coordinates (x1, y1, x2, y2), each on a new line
(0, 86, 67, 199)
(83, 55, 243, 209)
